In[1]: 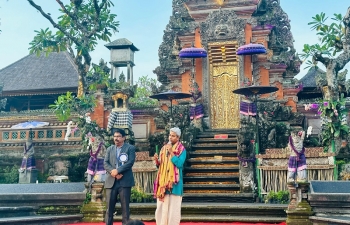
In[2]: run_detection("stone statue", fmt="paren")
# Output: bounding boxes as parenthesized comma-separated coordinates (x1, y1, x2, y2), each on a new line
(287, 130, 307, 183)
(189, 82, 204, 131)
(19, 138, 36, 173)
(86, 135, 106, 184)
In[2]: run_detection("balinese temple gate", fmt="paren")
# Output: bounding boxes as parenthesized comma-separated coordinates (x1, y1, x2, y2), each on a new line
(153, 0, 311, 201)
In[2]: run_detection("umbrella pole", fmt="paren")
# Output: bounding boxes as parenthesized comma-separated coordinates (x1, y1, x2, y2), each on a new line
(170, 99, 173, 126)
(254, 94, 261, 201)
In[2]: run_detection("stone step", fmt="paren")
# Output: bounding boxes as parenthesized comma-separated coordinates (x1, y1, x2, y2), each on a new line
(185, 166, 239, 172)
(203, 129, 239, 134)
(193, 138, 237, 143)
(182, 193, 255, 203)
(113, 203, 286, 220)
(0, 214, 83, 225)
(184, 174, 239, 180)
(187, 157, 238, 164)
(0, 206, 37, 218)
(189, 150, 237, 157)
(192, 144, 237, 149)
(115, 215, 286, 223)
(184, 184, 240, 189)
(196, 133, 238, 139)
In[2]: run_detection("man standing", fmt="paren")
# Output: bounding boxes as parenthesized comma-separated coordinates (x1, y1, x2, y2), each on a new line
(104, 128, 136, 225)
(153, 127, 186, 225)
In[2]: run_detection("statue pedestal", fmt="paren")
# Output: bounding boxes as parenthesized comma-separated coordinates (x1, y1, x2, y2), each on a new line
(18, 169, 38, 183)
(81, 182, 106, 222)
(286, 182, 313, 225)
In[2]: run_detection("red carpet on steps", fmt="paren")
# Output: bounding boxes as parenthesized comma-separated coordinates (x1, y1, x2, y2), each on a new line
(62, 222, 287, 225)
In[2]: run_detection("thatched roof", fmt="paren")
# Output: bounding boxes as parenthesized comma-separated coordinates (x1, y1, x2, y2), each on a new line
(299, 67, 326, 88)
(0, 52, 78, 96)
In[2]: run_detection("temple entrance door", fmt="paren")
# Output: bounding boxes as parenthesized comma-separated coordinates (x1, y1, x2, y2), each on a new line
(209, 42, 240, 129)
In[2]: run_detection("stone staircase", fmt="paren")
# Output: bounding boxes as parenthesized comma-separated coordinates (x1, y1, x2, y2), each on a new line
(113, 203, 287, 223)
(0, 206, 82, 225)
(0, 183, 85, 225)
(183, 129, 254, 202)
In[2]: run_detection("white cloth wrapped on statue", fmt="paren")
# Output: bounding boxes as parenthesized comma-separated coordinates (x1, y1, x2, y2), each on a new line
(239, 99, 256, 116)
(189, 104, 204, 120)
(107, 111, 133, 130)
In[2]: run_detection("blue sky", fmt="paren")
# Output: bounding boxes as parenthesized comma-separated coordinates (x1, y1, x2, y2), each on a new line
(0, 0, 349, 81)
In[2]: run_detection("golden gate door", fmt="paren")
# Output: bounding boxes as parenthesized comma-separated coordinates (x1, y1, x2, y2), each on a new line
(209, 42, 240, 129)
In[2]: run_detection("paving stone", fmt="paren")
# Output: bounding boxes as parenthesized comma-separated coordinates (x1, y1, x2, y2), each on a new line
(310, 181, 350, 193)
(0, 182, 85, 194)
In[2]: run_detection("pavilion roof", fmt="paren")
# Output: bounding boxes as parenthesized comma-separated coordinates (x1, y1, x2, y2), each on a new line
(105, 38, 139, 51)
(299, 67, 326, 88)
(0, 52, 78, 96)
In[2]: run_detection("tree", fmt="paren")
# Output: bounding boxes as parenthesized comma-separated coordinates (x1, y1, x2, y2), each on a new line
(301, 7, 350, 101)
(27, 0, 119, 97)
(300, 7, 350, 153)
(129, 75, 159, 108)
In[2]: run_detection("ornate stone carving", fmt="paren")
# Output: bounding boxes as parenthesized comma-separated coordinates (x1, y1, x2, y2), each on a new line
(200, 9, 248, 46)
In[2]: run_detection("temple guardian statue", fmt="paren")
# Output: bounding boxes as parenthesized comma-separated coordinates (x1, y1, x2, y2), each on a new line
(287, 130, 307, 183)
(18, 138, 38, 183)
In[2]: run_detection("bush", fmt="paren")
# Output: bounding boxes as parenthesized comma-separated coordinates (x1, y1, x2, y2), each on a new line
(130, 187, 154, 203)
(264, 190, 289, 204)
(0, 166, 19, 184)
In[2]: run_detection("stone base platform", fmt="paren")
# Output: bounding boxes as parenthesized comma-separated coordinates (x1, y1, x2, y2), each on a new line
(113, 202, 287, 223)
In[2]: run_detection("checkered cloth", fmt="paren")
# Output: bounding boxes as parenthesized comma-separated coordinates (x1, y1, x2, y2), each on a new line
(107, 111, 133, 129)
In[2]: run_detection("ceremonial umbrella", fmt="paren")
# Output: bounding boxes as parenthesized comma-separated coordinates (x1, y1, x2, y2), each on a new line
(232, 85, 278, 152)
(233, 85, 278, 199)
(179, 46, 208, 58)
(11, 121, 49, 139)
(149, 90, 192, 122)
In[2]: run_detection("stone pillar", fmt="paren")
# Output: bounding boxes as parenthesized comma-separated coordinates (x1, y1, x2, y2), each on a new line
(19, 169, 38, 183)
(286, 182, 313, 225)
(81, 182, 106, 222)
(127, 63, 131, 84)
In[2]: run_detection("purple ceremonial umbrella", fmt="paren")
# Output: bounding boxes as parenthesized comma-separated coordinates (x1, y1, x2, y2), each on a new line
(236, 43, 267, 55)
(149, 90, 192, 120)
(179, 47, 207, 58)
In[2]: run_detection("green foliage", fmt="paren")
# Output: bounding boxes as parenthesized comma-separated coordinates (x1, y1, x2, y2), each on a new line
(0, 165, 19, 184)
(148, 132, 166, 156)
(275, 122, 291, 148)
(130, 187, 154, 203)
(37, 172, 49, 183)
(49, 91, 97, 122)
(319, 94, 349, 151)
(300, 12, 345, 65)
(74, 115, 110, 150)
(264, 190, 289, 204)
(28, 0, 119, 57)
(86, 59, 111, 91)
(84, 192, 92, 204)
(66, 154, 90, 182)
(129, 75, 159, 108)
